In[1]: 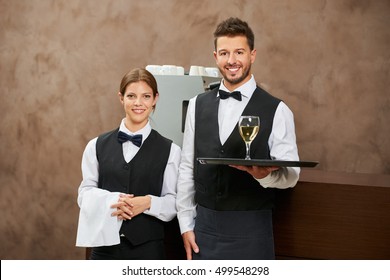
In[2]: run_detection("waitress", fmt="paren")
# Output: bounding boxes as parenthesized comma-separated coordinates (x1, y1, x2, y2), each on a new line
(76, 68, 181, 259)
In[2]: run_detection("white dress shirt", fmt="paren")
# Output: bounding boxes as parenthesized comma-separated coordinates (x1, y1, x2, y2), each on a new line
(76, 119, 181, 247)
(176, 75, 300, 234)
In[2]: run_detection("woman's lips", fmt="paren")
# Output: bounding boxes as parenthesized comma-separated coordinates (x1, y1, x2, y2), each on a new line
(132, 109, 145, 114)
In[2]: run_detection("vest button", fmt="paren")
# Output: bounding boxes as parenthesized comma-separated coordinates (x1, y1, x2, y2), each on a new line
(123, 164, 129, 170)
(217, 192, 223, 196)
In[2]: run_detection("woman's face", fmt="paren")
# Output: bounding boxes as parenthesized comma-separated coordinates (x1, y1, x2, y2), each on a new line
(119, 81, 158, 132)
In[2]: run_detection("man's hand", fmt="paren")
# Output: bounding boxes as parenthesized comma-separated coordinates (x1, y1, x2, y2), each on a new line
(229, 165, 279, 179)
(182, 231, 199, 260)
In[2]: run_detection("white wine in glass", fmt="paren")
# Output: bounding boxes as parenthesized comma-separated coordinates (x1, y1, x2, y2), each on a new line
(239, 116, 260, 160)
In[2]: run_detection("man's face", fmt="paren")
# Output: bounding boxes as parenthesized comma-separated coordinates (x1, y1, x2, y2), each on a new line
(214, 35, 256, 90)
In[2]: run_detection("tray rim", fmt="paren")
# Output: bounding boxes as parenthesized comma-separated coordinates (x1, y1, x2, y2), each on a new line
(197, 157, 319, 167)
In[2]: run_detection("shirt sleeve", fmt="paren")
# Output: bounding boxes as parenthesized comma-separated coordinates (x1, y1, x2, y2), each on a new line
(176, 96, 198, 234)
(76, 138, 123, 247)
(144, 142, 181, 222)
(77, 138, 99, 206)
(257, 101, 300, 189)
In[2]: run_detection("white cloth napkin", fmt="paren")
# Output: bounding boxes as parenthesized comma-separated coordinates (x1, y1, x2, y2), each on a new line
(76, 187, 123, 247)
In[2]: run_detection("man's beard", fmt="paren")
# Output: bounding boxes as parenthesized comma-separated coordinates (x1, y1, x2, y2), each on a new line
(220, 64, 251, 85)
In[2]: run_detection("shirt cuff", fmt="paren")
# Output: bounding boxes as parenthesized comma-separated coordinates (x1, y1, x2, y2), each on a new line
(255, 173, 274, 188)
(144, 195, 160, 216)
(177, 213, 196, 234)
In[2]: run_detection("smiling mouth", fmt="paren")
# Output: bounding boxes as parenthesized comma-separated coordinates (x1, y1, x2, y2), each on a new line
(132, 109, 145, 114)
(226, 66, 240, 74)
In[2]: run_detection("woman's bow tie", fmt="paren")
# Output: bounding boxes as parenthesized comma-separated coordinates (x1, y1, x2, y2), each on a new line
(117, 131, 143, 147)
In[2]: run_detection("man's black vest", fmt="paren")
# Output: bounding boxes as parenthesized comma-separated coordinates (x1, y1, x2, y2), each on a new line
(96, 128, 172, 245)
(194, 87, 281, 211)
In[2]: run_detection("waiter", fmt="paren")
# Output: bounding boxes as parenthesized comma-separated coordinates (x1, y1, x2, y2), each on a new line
(176, 17, 300, 260)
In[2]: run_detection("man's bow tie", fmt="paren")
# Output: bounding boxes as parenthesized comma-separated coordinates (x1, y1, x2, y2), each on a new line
(218, 89, 242, 101)
(117, 131, 143, 147)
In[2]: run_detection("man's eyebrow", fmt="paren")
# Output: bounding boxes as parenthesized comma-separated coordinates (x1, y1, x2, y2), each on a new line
(217, 48, 246, 53)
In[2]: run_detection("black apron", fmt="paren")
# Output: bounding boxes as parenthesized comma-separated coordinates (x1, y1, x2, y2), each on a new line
(193, 206, 275, 260)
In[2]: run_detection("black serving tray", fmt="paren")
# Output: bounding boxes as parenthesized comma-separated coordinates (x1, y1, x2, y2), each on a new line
(197, 157, 319, 168)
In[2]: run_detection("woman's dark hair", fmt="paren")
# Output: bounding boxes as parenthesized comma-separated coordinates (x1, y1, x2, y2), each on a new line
(119, 68, 158, 98)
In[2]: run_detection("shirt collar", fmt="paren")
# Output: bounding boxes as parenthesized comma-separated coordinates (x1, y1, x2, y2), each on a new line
(219, 74, 257, 99)
(119, 118, 151, 141)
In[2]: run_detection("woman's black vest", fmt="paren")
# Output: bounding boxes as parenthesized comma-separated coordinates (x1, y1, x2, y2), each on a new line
(96, 128, 171, 245)
(194, 87, 281, 211)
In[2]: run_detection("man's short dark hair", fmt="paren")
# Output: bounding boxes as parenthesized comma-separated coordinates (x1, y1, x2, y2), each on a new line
(213, 17, 255, 50)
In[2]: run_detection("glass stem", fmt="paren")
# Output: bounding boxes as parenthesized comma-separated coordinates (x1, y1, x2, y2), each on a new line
(245, 142, 251, 160)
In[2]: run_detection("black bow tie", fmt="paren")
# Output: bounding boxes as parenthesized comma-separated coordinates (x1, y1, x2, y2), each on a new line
(117, 131, 143, 147)
(218, 90, 242, 101)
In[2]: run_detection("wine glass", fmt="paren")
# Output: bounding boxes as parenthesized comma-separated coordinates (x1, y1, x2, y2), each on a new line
(239, 116, 260, 160)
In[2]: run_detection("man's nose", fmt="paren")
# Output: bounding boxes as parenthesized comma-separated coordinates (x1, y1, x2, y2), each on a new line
(227, 53, 237, 64)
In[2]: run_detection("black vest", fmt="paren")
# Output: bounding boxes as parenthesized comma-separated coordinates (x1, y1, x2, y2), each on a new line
(96, 128, 172, 245)
(194, 87, 281, 210)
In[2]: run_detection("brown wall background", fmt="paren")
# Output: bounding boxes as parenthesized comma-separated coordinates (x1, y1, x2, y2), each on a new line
(0, 0, 389, 259)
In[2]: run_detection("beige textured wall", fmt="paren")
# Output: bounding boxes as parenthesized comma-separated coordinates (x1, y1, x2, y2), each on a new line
(0, 0, 389, 259)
